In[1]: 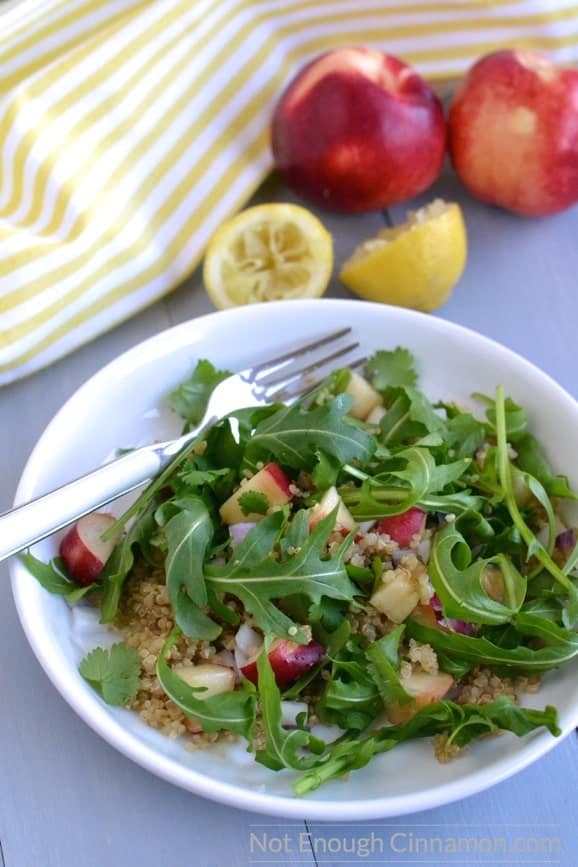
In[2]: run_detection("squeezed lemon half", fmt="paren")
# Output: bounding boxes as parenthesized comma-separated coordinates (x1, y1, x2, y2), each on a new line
(339, 200, 467, 311)
(203, 203, 333, 309)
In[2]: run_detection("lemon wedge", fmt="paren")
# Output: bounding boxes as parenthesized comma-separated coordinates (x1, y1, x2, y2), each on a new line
(339, 200, 467, 311)
(203, 203, 333, 309)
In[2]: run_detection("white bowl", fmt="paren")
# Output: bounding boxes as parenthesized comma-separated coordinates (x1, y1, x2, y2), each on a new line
(10, 299, 578, 819)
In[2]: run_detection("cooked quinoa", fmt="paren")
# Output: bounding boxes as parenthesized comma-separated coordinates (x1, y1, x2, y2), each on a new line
(115, 524, 544, 763)
(118, 570, 237, 747)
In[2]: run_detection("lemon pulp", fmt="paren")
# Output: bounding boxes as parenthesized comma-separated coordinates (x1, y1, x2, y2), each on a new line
(203, 203, 333, 309)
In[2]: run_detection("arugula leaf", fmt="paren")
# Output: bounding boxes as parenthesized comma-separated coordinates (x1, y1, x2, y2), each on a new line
(341, 447, 433, 519)
(406, 615, 578, 672)
(99, 503, 158, 623)
(238, 490, 270, 517)
(168, 359, 230, 429)
(280, 508, 310, 557)
(163, 497, 213, 609)
(366, 626, 412, 708)
(378, 388, 444, 447)
(255, 636, 328, 771)
(156, 628, 256, 738)
(340, 448, 476, 520)
(247, 394, 375, 471)
(100, 496, 163, 623)
(294, 696, 559, 795)
(20, 552, 93, 602)
(79, 643, 141, 706)
(205, 511, 357, 642)
(520, 597, 562, 622)
(444, 411, 487, 459)
(428, 520, 526, 625)
(428, 457, 472, 491)
(312, 450, 341, 490)
(161, 496, 221, 639)
(312, 367, 351, 405)
(316, 638, 382, 731)
(495, 386, 574, 595)
(366, 348, 418, 390)
(515, 434, 577, 500)
(174, 591, 221, 640)
(480, 393, 529, 443)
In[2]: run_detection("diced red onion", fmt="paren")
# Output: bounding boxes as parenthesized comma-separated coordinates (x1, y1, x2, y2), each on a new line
(357, 520, 375, 534)
(392, 547, 414, 566)
(447, 618, 476, 636)
(229, 522, 257, 547)
(416, 538, 432, 563)
(431, 594, 443, 615)
(234, 623, 263, 669)
(556, 528, 576, 550)
(430, 594, 475, 635)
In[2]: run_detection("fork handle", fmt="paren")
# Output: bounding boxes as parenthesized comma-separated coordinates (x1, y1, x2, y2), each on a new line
(0, 447, 162, 563)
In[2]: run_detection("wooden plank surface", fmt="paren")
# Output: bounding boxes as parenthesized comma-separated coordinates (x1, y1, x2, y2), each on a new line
(1, 164, 578, 866)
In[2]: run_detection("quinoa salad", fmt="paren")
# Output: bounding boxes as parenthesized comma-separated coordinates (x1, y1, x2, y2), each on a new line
(23, 346, 578, 796)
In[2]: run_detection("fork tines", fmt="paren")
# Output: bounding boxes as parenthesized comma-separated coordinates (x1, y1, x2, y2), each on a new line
(242, 327, 366, 404)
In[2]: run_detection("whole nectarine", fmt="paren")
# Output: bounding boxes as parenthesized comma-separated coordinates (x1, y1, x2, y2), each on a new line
(271, 47, 446, 212)
(448, 50, 578, 216)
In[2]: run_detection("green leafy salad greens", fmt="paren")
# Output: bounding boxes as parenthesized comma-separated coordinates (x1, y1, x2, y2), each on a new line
(26, 346, 578, 796)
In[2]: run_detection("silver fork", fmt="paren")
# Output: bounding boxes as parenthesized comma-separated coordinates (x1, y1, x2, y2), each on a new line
(0, 328, 364, 562)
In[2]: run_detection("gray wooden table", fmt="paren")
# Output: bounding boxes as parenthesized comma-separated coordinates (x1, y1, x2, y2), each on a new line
(1, 167, 577, 867)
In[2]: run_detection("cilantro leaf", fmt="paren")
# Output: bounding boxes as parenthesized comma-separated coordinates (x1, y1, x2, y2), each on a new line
(366, 348, 418, 390)
(238, 490, 270, 517)
(168, 359, 230, 429)
(79, 643, 141, 706)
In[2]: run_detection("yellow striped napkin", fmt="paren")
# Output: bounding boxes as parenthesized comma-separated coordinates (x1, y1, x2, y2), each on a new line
(2, 0, 578, 386)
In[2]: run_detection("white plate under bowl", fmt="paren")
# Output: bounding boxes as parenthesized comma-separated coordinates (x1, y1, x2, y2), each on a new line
(10, 299, 578, 820)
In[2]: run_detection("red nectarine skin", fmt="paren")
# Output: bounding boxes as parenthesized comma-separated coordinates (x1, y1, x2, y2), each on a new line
(264, 462, 292, 497)
(59, 527, 106, 586)
(448, 50, 578, 217)
(376, 507, 426, 547)
(271, 47, 446, 212)
(59, 512, 117, 586)
(242, 639, 325, 687)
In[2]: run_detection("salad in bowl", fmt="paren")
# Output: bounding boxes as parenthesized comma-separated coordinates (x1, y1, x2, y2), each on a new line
(11, 299, 578, 819)
(21, 334, 577, 798)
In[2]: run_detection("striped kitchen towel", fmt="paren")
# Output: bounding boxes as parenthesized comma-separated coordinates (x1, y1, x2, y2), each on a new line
(1, 0, 578, 385)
